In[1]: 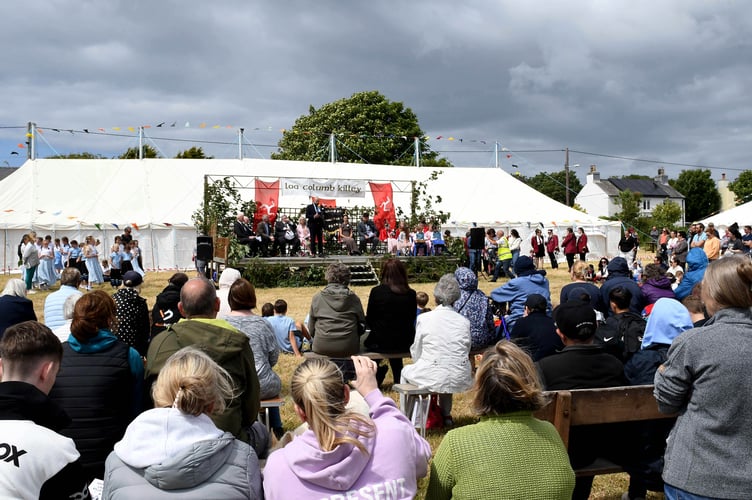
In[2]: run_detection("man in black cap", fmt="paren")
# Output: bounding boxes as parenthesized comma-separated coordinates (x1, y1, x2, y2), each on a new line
(509, 293, 561, 361)
(536, 299, 625, 500)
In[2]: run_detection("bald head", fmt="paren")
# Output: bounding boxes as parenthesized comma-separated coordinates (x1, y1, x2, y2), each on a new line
(179, 278, 219, 319)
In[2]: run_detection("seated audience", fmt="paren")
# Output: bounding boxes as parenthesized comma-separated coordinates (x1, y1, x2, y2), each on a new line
(224, 278, 284, 439)
(43, 267, 83, 331)
(365, 259, 417, 386)
(401, 274, 474, 426)
(357, 212, 378, 254)
(0, 278, 37, 339)
(654, 256, 752, 499)
(681, 283, 708, 327)
(640, 263, 675, 307)
(560, 261, 602, 311)
(263, 356, 431, 499)
(598, 256, 644, 317)
(673, 247, 708, 300)
(454, 267, 496, 350)
(622, 298, 692, 500)
(296, 216, 311, 255)
(113, 271, 151, 357)
(510, 293, 563, 361)
(145, 278, 260, 445)
(52, 294, 82, 343)
(416, 291, 431, 314)
(309, 263, 366, 357)
(48, 291, 144, 481)
(0, 321, 91, 500)
(536, 299, 626, 500)
(150, 272, 188, 337)
(103, 347, 262, 499)
(217, 267, 242, 318)
(595, 287, 646, 362)
(266, 299, 311, 356)
(490, 255, 552, 333)
(427, 341, 575, 499)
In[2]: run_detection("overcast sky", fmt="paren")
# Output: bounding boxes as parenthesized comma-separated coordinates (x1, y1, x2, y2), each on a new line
(1, 0, 750, 184)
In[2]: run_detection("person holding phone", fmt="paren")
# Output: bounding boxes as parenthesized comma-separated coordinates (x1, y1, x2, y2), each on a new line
(263, 356, 432, 499)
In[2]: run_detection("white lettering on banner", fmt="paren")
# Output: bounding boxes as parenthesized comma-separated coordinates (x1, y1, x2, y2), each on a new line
(282, 178, 366, 198)
(320, 478, 407, 500)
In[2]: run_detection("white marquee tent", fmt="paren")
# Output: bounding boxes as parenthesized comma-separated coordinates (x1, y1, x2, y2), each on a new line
(0, 158, 621, 271)
(701, 201, 752, 229)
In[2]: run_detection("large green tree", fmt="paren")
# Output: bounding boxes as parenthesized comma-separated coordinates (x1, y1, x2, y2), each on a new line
(272, 90, 450, 166)
(519, 169, 583, 207)
(669, 169, 720, 222)
(728, 170, 752, 205)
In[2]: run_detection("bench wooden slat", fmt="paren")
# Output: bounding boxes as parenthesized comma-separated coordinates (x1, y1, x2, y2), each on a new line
(534, 384, 676, 478)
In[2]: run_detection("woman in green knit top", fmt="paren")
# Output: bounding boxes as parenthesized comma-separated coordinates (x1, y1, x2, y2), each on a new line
(427, 341, 574, 500)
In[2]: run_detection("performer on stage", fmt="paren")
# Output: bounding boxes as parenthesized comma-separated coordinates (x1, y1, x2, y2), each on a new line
(306, 196, 325, 257)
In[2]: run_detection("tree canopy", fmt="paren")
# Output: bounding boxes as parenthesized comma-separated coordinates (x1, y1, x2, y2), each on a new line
(518, 169, 583, 207)
(47, 152, 106, 159)
(176, 146, 213, 159)
(728, 170, 752, 206)
(119, 145, 159, 159)
(272, 90, 450, 166)
(669, 169, 720, 222)
(613, 189, 642, 228)
(650, 199, 683, 228)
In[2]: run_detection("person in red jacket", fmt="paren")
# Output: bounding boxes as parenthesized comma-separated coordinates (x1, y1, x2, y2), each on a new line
(561, 227, 577, 272)
(530, 228, 546, 269)
(545, 229, 560, 270)
(576, 227, 589, 262)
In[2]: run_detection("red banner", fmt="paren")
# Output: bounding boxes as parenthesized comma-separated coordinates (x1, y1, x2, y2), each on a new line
(254, 179, 279, 227)
(369, 182, 396, 240)
(319, 198, 337, 208)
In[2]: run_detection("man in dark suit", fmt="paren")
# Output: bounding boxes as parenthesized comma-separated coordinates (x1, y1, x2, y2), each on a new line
(255, 215, 272, 257)
(306, 196, 325, 257)
(233, 213, 258, 257)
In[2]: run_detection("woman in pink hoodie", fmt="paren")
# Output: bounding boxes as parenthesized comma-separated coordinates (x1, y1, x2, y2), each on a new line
(263, 356, 432, 499)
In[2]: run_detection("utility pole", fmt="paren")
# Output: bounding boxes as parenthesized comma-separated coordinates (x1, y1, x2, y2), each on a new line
(329, 133, 337, 163)
(565, 147, 570, 206)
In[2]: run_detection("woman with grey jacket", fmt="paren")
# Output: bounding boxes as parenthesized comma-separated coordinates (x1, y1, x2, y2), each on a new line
(654, 256, 752, 500)
(309, 263, 366, 357)
(103, 347, 262, 499)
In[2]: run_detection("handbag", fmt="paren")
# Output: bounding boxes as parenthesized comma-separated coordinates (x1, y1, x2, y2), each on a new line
(425, 395, 444, 430)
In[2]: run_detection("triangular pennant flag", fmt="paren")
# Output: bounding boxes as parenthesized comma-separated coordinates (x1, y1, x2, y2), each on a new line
(112, 223, 119, 229)
(132, 223, 140, 231)
(94, 223, 101, 230)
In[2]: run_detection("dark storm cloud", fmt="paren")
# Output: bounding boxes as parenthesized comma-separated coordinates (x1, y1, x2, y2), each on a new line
(0, 0, 750, 182)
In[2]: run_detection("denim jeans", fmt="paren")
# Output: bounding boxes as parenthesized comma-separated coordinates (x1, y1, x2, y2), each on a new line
(664, 483, 720, 500)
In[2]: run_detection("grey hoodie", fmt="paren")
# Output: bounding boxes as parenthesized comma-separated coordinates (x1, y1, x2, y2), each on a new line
(102, 408, 262, 499)
(310, 283, 366, 356)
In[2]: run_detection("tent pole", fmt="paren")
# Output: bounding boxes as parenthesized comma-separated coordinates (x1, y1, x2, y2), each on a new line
(172, 226, 177, 271)
(139, 127, 143, 159)
(238, 128, 244, 160)
(150, 226, 156, 271)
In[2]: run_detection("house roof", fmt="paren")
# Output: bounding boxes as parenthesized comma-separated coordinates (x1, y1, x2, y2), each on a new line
(607, 178, 684, 198)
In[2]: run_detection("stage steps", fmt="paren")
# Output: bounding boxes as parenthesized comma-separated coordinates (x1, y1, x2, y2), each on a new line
(348, 261, 379, 286)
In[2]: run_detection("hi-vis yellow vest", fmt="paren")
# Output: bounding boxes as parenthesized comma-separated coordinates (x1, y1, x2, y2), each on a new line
(497, 237, 512, 260)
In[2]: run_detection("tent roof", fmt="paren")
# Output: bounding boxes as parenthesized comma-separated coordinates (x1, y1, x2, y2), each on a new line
(0, 158, 618, 230)
(700, 200, 752, 228)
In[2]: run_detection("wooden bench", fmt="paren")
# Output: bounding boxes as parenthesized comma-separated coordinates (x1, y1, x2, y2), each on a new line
(258, 397, 286, 433)
(533, 385, 676, 478)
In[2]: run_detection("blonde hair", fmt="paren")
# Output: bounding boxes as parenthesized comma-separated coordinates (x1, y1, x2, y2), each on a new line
(571, 260, 588, 280)
(701, 256, 752, 311)
(473, 341, 547, 415)
(291, 358, 375, 454)
(152, 347, 235, 416)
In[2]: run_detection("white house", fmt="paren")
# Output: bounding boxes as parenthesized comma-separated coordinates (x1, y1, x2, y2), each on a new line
(575, 167, 685, 225)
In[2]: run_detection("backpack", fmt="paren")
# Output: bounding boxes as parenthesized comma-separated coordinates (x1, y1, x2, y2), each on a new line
(596, 312, 646, 361)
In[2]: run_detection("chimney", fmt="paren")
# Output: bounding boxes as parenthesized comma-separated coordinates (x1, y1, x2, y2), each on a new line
(655, 167, 668, 185)
(587, 164, 600, 183)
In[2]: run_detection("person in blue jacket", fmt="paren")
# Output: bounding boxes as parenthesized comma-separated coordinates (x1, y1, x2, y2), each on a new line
(673, 247, 708, 301)
(490, 255, 551, 333)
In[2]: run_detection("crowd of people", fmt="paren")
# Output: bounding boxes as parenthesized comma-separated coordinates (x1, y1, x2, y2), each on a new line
(19, 228, 146, 294)
(2, 216, 752, 499)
